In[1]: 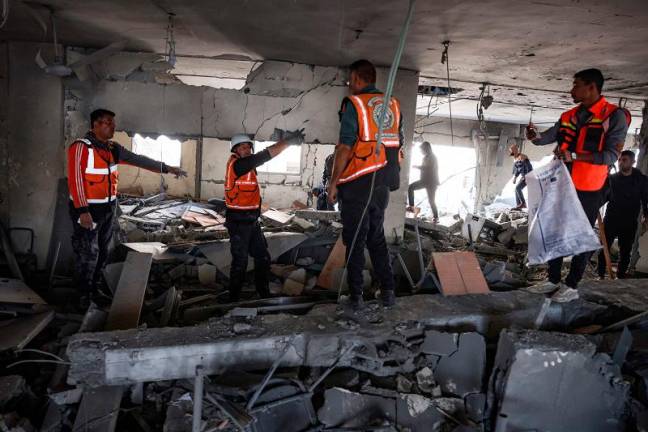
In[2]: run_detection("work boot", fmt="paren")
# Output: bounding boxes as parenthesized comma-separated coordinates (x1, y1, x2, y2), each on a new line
(524, 281, 560, 295)
(551, 285, 579, 303)
(381, 290, 396, 308)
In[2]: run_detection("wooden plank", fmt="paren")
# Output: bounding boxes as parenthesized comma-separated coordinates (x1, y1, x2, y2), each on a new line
(106, 252, 153, 331)
(73, 252, 153, 432)
(0, 278, 47, 304)
(432, 252, 490, 296)
(0, 310, 54, 351)
(317, 236, 346, 290)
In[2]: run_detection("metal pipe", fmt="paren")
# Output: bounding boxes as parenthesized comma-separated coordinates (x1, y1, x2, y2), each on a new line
(192, 366, 204, 432)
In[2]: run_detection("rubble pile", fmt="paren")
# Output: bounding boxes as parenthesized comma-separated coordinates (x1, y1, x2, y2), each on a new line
(2, 193, 648, 431)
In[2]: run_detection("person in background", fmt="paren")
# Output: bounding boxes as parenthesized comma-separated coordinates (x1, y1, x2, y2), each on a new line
(313, 153, 335, 210)
(510, 143, 533, 210)
(598, 150, 648, 279)
(407, 141, 439, 222)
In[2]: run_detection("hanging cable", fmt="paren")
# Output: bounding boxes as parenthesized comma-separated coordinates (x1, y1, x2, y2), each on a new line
(337, 0, 417, 301)
(441, 41, 455, 146)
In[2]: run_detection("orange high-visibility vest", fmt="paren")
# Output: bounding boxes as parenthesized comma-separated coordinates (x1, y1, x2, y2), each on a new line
(558, 97, 630, 192)
(337, 93, 401, 185)
(224, 154, 261, 210)
(76, 138, 119, 204)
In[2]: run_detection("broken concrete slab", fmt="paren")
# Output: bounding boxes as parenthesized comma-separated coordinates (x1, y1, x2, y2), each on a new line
(67, 289, 610, 387)
(435, 333, 486, 397)
(0, 278, 47, 305)
(0, 376, 27, 410)
(199, 232, 308, 274)
(0, 310, 55, 351)
(294, 209, 340, 222)
(488, 329, 630, 432)
(420, 330, 458, 356)
(318, 387, 396, 428)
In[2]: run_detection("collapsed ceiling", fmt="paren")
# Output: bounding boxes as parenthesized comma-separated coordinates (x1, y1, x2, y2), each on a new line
(1, 0, 647, 125)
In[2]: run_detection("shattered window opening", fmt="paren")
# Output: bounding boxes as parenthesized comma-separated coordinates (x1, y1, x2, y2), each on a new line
(255, 141, 301, 175)
(409, 142, 476, 218)
(132, 133, 182, 167)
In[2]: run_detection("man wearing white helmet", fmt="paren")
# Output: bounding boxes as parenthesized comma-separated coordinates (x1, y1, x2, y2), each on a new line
(224, 130, 304, 302)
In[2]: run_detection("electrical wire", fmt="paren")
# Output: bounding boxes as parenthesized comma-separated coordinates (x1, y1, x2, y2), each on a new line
(337, 0, 417, 300)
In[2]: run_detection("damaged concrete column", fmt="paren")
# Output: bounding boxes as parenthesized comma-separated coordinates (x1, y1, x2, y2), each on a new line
(376, 68, 420, 243)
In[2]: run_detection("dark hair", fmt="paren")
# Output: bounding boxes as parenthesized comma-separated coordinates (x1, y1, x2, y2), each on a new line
(90, 109, 115, 128)
(621, 150, 635, 159)
(574, 68, 604, 93)
(421, 141, 432, 152)
(349, 59, 376, 84)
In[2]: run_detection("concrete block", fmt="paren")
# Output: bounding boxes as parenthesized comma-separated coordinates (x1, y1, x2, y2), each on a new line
(435, 333, 486, 397)
(420, 330, 458, 356)
(488, 329, 630, 432)
(317, 387, 396, 428)
(0, 375, 26, 409)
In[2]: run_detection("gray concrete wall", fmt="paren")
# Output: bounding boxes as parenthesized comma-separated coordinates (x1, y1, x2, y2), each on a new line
(5, 42, 64, 268)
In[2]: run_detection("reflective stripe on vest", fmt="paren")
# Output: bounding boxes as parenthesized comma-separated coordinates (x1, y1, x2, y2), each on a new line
(225, 155, 261, 210)
(337, 93, 401, 185)
(557, 97, 626, 192)
(76, 138, 119, 203)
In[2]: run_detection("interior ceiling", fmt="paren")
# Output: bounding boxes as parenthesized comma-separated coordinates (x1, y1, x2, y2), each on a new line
(1, 0, 647, 125)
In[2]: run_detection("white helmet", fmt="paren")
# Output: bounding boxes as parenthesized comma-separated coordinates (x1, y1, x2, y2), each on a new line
(230, 133, 253, 152)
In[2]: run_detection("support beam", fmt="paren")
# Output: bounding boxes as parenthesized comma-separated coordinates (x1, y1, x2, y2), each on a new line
(66, 283, 638, 388)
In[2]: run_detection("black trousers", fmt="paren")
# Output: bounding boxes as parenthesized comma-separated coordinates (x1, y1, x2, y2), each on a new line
(547, 189, 603, 288)
(226, 220, 270, 302)
(339, 184, 395, 297)
(407, 180, 438, 219)
(515, 179, 527, 206)
(598, 214, 637, 279)
(69, 202, 116, 293)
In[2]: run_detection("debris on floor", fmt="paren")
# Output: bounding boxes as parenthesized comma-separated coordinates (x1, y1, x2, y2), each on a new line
(4, 193, 648, 431)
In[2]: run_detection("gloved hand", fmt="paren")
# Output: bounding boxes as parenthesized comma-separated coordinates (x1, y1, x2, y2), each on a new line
(271, 128, 306, 146)
(167, 166, 188, 178)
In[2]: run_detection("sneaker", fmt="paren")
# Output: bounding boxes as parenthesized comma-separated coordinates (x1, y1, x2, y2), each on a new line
(349, 295, 364, 311)
(524, 281, 560, 295)
(381, 290, 396, 308)
(551, 285, 579, 303)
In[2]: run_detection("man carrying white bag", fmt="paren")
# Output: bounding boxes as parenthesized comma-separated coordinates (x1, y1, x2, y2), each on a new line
(525, 68, 630, 303)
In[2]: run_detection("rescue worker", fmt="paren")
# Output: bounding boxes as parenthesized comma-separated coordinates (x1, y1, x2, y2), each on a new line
(407, 141, 439, 222)
(327, 59, 403, 310)
(510, 143, 533, 210)
(225, 131, 304, 302)
(526, 68, 630, 302)
(67, 109, 186, 304)
(598, 150, 648, 279)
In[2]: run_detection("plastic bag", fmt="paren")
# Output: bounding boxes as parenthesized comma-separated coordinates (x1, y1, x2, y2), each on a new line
(526, 159, 600, 265)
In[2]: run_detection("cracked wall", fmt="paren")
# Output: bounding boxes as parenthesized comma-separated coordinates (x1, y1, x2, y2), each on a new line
(65, 57, 419, 236)
(3, 42, 64, 269)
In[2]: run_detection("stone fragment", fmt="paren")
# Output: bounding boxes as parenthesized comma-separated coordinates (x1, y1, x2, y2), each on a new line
(488, 329, 630, 432)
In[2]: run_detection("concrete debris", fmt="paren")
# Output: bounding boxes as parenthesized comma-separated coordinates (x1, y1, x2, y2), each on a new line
(488, 329, 630, 431)
(0, 376, 27, 410)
